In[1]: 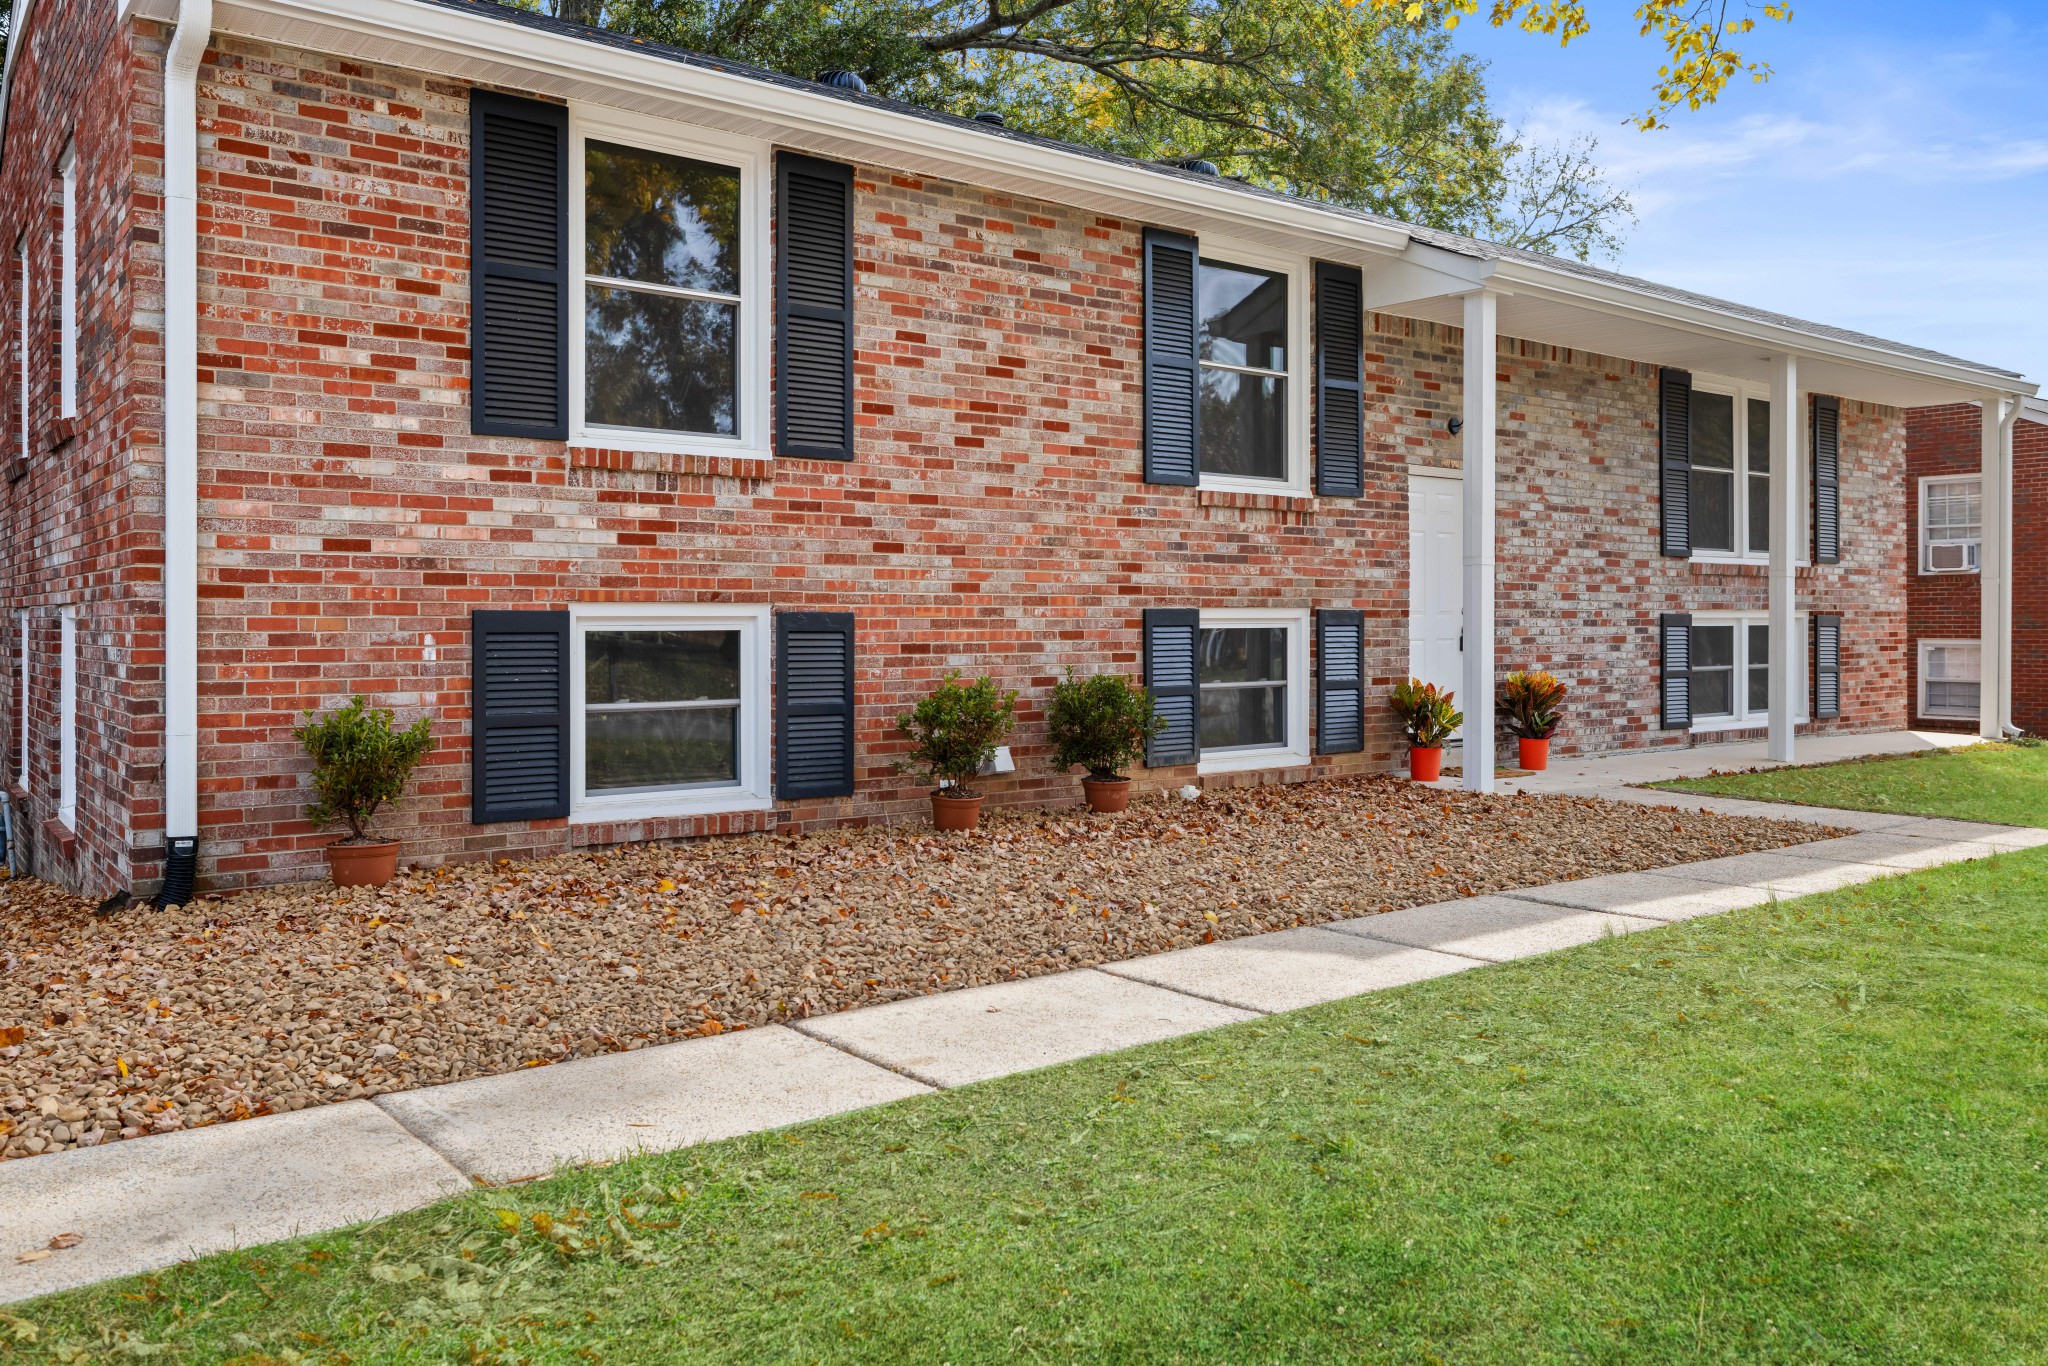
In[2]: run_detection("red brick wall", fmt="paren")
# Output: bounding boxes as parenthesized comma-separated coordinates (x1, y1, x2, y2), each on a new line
(0, 2, 160, 897)
(0, 22, 1912, 893)
(1906, 402, 2048, 734)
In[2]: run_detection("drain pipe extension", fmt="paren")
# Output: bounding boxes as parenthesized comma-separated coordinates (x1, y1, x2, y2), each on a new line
(158, 0, 211, 905)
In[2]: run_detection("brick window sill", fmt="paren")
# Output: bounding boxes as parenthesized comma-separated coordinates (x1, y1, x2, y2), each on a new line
(1688, 559, 1827, 580)
(569, 445, 776, 481)
(1198, 488, 1318, 522)
(44, 416, 75, 453)
(42, 817, 76, 862)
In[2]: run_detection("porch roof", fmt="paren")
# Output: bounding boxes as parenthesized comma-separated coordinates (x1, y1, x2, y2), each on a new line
(89, 0, 2037, 408)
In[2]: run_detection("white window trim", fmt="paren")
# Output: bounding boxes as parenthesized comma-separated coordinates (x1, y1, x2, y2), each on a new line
(1686, 375, 1806, 567)
(1194, 237, 1311, 497)
(1196, 607, 1311, 774)
(1917, 638, 1981, 721)
(567, 107, 772, 462)
(58, 144, 77, 422)
(15, 237, 27, 459)
(568, 602, 772, 824)
(1687, 609, 1809, 733)
(57, 607, 76, 830)
(1917, 474, 1981, 576)
(16, 609, 26, 789)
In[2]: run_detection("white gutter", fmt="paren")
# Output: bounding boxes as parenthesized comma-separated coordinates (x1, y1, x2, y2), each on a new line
(0, 0, 38, 165)
(163, 0, 210, 846)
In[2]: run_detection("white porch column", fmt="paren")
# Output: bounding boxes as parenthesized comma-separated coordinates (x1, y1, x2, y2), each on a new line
(1766, 355, 1801, 762)
(1461, 291, 1497, 793)
(1980, 397, 2016, 738)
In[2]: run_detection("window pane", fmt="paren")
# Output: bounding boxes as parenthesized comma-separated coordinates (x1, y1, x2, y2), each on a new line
(584, 141, 740, 294)
(1748, 622, 1769, 667)
(1200, 627, 1288, 684)
(1691, 624, 1735, 719)
(1199, 368, 1287, 481)
(1927, 680, 1980, 713)
(585, 287, 737, 434)
(586, 630, 741, 704)
(1747, 398, 1771, 473)
(587, 706, 738, 792)
(1925, 644, 1981, 684)
(1692, 625, 1735, 669)
(1748, 472, 1771, 555)
(1201, 685, 1285, 751)
(1747, 620, 1770, 715)
(1197, 260, 1287, 371)
(1690, 467, 1734, 552)
(1691, 390, 1734, 470)
(1693, 668, 1732, 719)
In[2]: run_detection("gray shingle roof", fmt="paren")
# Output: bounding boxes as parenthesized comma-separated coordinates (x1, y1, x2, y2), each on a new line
(433, 0, 2022, 381)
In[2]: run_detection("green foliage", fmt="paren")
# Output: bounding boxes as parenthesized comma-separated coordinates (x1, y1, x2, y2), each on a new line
(512, 0, 1631, 259)
(1653, 742, 2048, 830)
(294, 696, 435, 843)
(1499, 668, 1565, 740)
(895, 672, 1018, 796)
(1044, 669, 1163, 779)
(1389, 677, 1462, 748)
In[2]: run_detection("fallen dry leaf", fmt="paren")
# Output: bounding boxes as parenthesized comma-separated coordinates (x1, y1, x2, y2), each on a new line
(46, 1233, 81, 1251)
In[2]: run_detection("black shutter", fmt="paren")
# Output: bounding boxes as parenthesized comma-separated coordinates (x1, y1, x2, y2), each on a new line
(776, 611, 856, 798)
(1143, 608, 1200, 765)
(469, 91, 568, 440)
(471, 610, 570, 823)
(1812, 613, 1842, 719)
(1659, 367, 1692, 557)
(1314, 263, 1365, 497)
(1316, 609, 1364, 754)
(1812, 395, 1841, 564)
(776, 153, 856, 461)
(1659, 612, 1692, 730)
(1142, 229, 1200, 486)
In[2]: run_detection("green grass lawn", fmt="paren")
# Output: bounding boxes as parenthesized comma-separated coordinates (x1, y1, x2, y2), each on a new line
(10, 850, 2048, 1364)
(1649, 741, 2048, 828)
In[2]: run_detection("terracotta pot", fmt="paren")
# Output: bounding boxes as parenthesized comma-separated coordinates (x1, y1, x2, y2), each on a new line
(930, 791, 985, 832)
(1081, 776, 1133, 814)
(1408, 746, 1445, 783)
(326, 839, 399, 888)
(1518, 736, 1551, 771)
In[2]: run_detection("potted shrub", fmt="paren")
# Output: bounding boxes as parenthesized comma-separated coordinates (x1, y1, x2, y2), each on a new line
(1045, 669, 1165, 814)
(295, 696, 435, 888)
(1501, 670, 1566, 771)
(896, 672, 1019, 831)
(1389, 678, 1463, 783)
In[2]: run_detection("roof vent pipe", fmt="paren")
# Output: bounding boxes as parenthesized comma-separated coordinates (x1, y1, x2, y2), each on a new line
(973, 111, 1006, 126)
(816, 70, 868, 93)
(1171, 158, 1220, 176)
(160, 0, 211, 892)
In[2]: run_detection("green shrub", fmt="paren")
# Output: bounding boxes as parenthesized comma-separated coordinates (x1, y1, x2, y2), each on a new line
(294, 696, 435, 843)
(1500, 670, 1566, 740)
(1045, 670, 1164, 780)
(896, 672, 1019, 797)
(1389, 678, 1463, 749)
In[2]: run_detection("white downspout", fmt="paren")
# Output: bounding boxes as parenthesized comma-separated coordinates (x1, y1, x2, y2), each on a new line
(1997, 400, 2020, 736)
(163, 0, 210, 865)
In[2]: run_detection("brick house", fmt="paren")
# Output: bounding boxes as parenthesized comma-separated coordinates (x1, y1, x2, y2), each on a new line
(0, 0, 2035, 898)
(1904, 398, 2048, 735)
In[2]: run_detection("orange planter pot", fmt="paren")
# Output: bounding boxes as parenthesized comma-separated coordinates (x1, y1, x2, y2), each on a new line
(1408, 746, 1444, 782)
(1518, 737, 1551, 771)
(930, 791, 985, 831)
(325, 839, 399, 888)
(1081, 777, 1133, 814)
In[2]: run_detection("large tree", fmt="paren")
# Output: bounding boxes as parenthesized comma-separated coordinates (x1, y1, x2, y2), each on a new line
(518, 0, 1634, 260)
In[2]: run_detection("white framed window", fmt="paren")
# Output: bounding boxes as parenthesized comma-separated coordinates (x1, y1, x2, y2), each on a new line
(1688, 378, 1802, 564)
(1195, 240, 1309, 494)
(57, 143, 77, 421)
(14, 236, 26, 459)
(1688, 610, 1809, 732)
(16, 609, 26, 789)
(1919, 476, 1981, 574)
(1918, 639, 1980, 720)
(569, 603, 771, 823)
(57, 607, 76, 830)
(1196, 608, 1310, 774)
(567, 109, 770, 460)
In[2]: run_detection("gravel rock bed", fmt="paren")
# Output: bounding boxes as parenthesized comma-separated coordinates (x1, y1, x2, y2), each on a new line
(0, 776, 1834, 1162)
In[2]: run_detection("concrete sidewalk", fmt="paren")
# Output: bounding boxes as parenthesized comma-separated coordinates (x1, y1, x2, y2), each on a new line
(3, 790, 2039, 1304)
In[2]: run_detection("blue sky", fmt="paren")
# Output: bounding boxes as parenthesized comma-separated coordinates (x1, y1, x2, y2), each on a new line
(1448, 2, 2048, 386)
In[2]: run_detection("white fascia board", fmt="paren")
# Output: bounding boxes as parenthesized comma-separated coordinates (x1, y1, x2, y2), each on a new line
(207, 0, 1413, 263)
(1483, 255, 2038, 402)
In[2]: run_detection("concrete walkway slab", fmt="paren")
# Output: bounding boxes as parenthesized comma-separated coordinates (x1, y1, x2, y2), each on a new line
(1099, 926, 1476, 1013)
(1880, 819, 2048, 850)
(1659, 850, 1899, 896)
(375, 1026, 930, 1185)
(1773, 831, 2016, 873)
(0, 1101, 466, 1305)
(1504, 871, 1776, 922)
(1600, 789, 1920, 831)
(1327, 895, 1660, 962)
(792, 970, 1254, 1089)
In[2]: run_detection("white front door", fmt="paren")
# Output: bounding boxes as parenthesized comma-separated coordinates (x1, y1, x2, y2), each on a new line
(1409, 472, 1463, 738)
